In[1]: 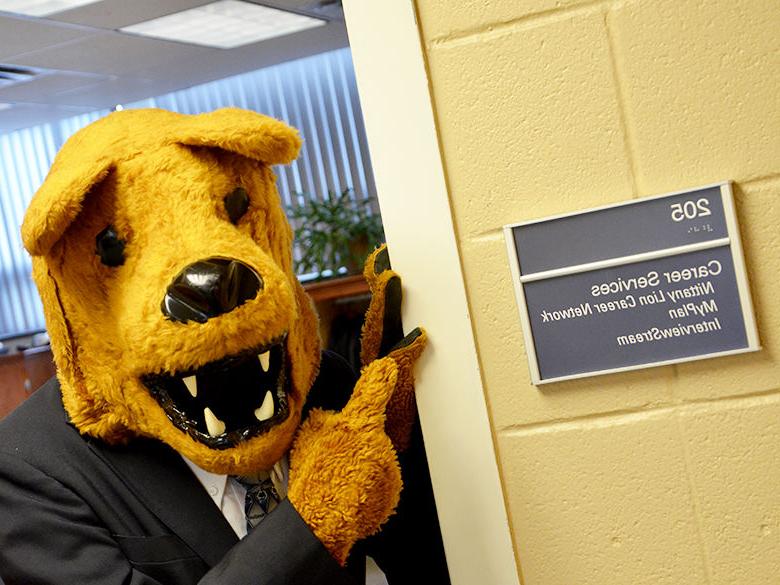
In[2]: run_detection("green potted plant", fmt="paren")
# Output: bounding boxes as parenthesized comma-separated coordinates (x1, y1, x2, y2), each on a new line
(287, 188, 385, 279)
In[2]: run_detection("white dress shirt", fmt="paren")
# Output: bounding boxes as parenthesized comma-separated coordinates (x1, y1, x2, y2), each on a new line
(182, 456, 289, 539)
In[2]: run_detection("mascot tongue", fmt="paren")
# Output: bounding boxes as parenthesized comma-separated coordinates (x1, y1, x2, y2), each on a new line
(141, 336, 289, 450)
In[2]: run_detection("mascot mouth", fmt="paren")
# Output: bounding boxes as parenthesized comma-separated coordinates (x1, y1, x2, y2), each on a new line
(141, 335, 289, 449)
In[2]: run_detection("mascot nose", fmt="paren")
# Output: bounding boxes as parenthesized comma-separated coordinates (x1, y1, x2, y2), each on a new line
(161, 258, 263, 324)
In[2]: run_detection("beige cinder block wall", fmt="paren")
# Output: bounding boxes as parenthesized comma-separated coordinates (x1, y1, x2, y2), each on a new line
(414, 1, 780, 583)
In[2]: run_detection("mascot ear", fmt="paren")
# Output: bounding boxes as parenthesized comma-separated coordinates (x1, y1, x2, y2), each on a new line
(22, 108, 299, 257)
(22, 140, 113, 257)
(169, 107, 302, 165)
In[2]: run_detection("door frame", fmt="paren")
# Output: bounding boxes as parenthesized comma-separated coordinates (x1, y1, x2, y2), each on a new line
(342, 3, 521, 584)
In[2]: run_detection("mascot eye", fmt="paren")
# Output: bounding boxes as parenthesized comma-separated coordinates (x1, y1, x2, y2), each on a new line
(95, 226, 126, 267)
(224, 187, 250, 224)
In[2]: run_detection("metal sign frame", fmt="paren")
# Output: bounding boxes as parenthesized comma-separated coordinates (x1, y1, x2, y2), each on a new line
(504, 181, 760, 385)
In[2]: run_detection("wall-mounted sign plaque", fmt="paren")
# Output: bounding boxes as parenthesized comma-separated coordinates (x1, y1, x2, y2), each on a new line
(504, 182, 760, 384)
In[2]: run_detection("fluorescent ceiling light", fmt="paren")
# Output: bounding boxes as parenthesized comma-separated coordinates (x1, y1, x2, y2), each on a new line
(120, 0, 327, 49)
(0, 0, 100, 16)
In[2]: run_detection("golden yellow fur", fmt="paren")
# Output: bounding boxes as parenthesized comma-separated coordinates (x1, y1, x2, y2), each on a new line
(22, 108, 319, 473)
(288, 358, 402, 564)
(361, 245, 427, 451)
(22, 108, 425, 563)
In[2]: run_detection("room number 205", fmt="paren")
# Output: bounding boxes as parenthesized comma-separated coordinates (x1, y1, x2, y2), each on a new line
(670, 198, 711, 222)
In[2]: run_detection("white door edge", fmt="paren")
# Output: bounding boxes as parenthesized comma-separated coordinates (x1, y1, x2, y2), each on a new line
(342, 2, 521, 584)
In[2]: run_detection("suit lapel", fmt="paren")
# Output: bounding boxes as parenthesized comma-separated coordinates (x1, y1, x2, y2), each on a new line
(88, 435, 239, 567)
(77, 352, 355, 569)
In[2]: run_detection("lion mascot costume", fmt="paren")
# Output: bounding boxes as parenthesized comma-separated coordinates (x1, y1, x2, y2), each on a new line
(0, 108, 449, 584)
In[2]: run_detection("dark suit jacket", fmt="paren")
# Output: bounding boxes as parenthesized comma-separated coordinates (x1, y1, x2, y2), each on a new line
(0, 352, 449, 585)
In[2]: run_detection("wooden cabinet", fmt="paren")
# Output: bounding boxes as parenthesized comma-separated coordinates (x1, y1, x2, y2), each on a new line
(304, 275, 371, 372)
(0, 347, 56, 419)
(0, 353, 27, 419)
(303, 274, 369, 303)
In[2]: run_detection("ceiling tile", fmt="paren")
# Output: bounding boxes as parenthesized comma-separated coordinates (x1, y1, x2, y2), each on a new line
(0, 13, 97, 60)
(50, 0, 213, 29)
(9, 30, 210, 76)
(0, 5, 348, 133)
(51, 76, 159, 107)
(0, 70, 110, 103)
(130, 21, 348, 86)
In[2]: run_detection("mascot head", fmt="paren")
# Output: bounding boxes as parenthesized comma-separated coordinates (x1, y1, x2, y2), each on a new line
(21, 108, 320, 475)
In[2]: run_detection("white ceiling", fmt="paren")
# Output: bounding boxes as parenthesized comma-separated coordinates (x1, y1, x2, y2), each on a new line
(0, 0, 348, 133)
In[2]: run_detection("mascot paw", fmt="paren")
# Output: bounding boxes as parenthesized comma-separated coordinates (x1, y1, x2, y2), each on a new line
(360, 245, 427, 452)
(287, 358, 402, 564)
(382, 327, 426, 452)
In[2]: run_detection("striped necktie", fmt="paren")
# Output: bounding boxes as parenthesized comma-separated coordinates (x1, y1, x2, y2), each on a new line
(236, 473, 280, 531)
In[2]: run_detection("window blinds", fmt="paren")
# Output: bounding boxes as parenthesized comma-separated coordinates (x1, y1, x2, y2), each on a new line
(0, 48, 375, 338)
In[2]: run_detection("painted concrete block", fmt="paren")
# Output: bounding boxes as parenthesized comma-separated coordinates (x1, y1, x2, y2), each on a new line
(425, 10, 634, 239)
(415, 0, 780, 582)
(671, 179, 780, 400)
(417, 0, 592, 42)
(679, 395, 780, 584)
(459, 236, 674, 430)
(609, 0, 780, 191)
(498, 413, 707, 585)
